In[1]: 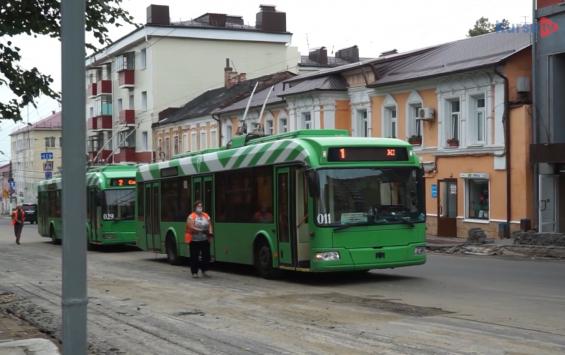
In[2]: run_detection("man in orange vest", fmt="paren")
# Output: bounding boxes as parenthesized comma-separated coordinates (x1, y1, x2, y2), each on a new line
(11, 205, 26, 245)
(185, 200, 213, 278)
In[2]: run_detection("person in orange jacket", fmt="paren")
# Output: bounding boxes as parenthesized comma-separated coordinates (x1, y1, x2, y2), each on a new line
(185, 200, 213, 278)
(11, 205, 26, 245)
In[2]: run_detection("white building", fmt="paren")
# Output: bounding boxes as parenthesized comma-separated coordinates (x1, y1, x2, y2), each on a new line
(85, 4, 299, 163)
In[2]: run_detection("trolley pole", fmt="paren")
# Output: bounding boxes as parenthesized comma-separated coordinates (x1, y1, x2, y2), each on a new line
(61, 0, 87, 353)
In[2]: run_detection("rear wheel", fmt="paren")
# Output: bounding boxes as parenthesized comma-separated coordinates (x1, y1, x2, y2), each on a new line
(254, 240, 280, 279)
(165, 234, 181, 265)
(50, 225, 61, 245)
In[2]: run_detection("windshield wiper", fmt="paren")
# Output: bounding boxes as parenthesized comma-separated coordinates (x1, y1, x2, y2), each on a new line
(333, 222, 370, 231)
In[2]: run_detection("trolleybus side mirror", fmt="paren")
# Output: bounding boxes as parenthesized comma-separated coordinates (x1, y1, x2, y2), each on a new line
(306, 170, 320, 198)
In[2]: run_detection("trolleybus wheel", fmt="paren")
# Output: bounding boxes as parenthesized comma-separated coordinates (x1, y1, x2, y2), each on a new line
(50, 225, 61, 245)
(254, 240, 280, 279)
(165, 234, 181, 265)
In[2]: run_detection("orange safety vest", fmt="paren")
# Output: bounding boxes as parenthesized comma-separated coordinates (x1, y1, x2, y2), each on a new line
(11, 208, 25, 225)
(184, 212, 210, 243)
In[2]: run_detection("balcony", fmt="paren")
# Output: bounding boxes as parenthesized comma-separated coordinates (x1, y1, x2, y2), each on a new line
(119, 109, 135, 125)
(114, 147, 136, 162)
(118, 69, 135, 88)
(97, 80, 112, 95)
(88, 116, 112, 131)
(88, 150, 112, 163)
(88, 83, 97, 97)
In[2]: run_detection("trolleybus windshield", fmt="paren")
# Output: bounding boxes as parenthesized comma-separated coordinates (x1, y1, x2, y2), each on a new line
(102, 189, 136, 221)
(315, 168, 424, 227)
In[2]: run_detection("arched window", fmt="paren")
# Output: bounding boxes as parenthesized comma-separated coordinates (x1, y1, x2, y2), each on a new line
(406, 90, 424, 145)
(381, 94, 398, 138)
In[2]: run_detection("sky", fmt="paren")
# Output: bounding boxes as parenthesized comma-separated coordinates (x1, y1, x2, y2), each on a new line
(0, 0, 533, 159)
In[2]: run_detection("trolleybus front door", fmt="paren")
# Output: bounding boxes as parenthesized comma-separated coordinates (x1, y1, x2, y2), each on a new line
(145, 183, 160, 250)
(276, 167, 297, 266)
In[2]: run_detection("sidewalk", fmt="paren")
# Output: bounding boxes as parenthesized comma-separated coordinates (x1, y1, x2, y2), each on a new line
(426, 235, 565, 259)
(0, 293, 60, 355)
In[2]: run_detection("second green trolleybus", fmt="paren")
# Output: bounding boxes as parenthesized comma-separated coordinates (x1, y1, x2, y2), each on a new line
(136, 129, 426, 277)
(37, 164, 138, 246)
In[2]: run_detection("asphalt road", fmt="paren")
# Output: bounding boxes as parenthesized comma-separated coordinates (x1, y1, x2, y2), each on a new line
(1, 217, 564, 354)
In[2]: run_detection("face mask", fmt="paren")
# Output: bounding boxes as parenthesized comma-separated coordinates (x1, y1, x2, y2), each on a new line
(196, 207, 203, 213)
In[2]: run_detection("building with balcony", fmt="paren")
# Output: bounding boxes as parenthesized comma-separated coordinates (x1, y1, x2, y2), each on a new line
(532, 0, 565, 233)
(85, 4, 299, 163)
(9, 112, 62, 205)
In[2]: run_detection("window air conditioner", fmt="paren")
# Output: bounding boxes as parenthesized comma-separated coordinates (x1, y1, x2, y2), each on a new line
(417, 107, 435, 120)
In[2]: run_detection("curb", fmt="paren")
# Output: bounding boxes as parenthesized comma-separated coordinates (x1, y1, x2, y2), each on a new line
(427, 243, 565, 259)
(0, 338, 60, 355)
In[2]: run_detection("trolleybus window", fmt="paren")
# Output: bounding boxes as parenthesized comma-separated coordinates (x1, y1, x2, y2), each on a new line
(315, 168, 424, 226)
(102, 189, 136, 220)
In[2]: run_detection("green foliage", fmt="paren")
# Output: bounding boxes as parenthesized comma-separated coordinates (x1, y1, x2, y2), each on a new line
(468, 17, 511, 37)
(0, 0, 136, 121)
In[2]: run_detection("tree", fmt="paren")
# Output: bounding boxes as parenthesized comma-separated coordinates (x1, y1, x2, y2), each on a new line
(0, 0, 136, 121)
(468, 17, 510, 37)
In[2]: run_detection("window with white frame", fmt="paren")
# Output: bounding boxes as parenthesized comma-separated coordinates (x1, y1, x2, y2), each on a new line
(117, 98, 123, 113)
(301, 112, 312, 129)
(141, 91, 147, 111)
(164, 137, 170, 159)
(225, 124, 232, 144)
(355, 109, 368, 137)
(470, 94, 486, 145)
(383, 106, 397, 138)
(265, 118, 274, 135)
(191, 131, 197, 151)
(446, 98, 460, 145)
(200, 130, 207, 150)
(407, 103, 422, 142)
(183, 133, 188, 152)
(466, 179, 489, 220)
(142, 131, 148, 151)
(210, 129, 218, 148)
(279, 117, 288, 133)
(173, 136, 179, 155)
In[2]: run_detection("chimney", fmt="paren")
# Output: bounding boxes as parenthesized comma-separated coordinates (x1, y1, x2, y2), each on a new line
(224, 58, 246, 88)
(194, 13, 227, 27)
(146, 4, 170, 25)
(309, 47, 328, 65)
(379, 49, 398, 57)
(336, 45, 360, 63)
(256, 5, 286, 33)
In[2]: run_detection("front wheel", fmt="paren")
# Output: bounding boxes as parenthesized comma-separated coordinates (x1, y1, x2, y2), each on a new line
(254, 241, 281, 279)
(166, 235, 181, 265)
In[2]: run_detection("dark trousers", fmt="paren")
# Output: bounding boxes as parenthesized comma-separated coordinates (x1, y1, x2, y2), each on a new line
(14, 223, 23, 244)
(189, 240, 210, 274)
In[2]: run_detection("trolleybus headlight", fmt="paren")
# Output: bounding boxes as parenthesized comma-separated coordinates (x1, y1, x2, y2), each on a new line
(414, 246, 426, 255)
(103, 233, 116, 240)
(315, 251, 340, 261)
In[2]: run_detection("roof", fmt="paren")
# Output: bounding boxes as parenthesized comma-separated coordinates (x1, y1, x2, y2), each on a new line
(0, 163, 10, 174)
(279, 75, 348, 96)
(10, 111, 62, 136)
(370, 31, 532, 87)
(299, 55, 373, 68)
(216, 81, 288, 115)
(157, 72, 295, 126)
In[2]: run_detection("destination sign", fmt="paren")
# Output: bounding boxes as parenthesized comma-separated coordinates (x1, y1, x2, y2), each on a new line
(327, 147, 408, 162)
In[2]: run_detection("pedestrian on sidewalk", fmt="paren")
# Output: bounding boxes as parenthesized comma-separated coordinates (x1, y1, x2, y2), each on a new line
(11, 205, 25, 245)
(185, 200, 213, 278)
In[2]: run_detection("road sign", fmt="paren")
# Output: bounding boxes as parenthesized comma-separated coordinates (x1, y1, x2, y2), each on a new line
(44, 161, 54, 171)
(431, 184, 437, 198)
(8, 180, 15, 191)
(45, 171, 53, 179)
(41, 152, 54, 160)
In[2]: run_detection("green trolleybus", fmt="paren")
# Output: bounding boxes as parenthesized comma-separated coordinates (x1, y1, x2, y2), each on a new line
(37, 164, 138, 246)
(136, 130, 426, 277)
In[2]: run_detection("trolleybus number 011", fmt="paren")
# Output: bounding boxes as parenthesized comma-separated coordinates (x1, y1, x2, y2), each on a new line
(317, 213, 332, 224)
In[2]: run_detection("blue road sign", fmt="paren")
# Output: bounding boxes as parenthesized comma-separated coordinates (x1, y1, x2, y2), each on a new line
(431, 184, 438, 198)
(41, 152, 54, 160)
(45, 171, 53, 179)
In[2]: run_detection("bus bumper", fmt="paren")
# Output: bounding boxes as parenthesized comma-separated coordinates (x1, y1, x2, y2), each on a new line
(310, 243, 426, 272)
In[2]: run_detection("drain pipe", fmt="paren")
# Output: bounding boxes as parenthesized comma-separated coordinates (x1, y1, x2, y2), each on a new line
(495, 65, 511, 238)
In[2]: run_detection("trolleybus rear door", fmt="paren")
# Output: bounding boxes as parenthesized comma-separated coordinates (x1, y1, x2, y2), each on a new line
(191, 175, 214, 219)
(276, 167, 297, 266)
(145, 183, 160, 250)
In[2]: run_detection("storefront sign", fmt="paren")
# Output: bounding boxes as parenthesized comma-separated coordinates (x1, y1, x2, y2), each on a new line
(431, 184, 437, 198)
(460, 172, 489, 179)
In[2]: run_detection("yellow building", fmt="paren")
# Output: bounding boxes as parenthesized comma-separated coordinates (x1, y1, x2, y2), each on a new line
(10, 112, 62, 205)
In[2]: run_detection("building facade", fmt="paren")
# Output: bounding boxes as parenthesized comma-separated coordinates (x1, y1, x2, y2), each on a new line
(86, 4, 299, 164)
(9, 112, 62, 205)
(0, 163, 11, 214)
(532, 0, 565, 233)
(215, 32, 534, 238)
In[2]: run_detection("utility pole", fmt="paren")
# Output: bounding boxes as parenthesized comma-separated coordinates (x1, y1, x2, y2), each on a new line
(61, 0, 87, 353)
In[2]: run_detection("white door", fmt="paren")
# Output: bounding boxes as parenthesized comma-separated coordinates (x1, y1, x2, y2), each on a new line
(539, 174, 557, 232)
